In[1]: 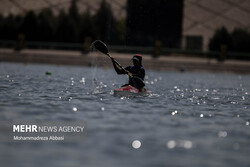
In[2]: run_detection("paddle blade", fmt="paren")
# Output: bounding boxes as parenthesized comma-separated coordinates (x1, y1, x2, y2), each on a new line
(91, 40, 109, 54)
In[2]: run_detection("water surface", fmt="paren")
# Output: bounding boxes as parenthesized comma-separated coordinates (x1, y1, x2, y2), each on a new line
(0, 63, 249, 167)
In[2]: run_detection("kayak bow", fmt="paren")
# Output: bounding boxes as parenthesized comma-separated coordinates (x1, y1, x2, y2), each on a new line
(114, 85, 150, 97)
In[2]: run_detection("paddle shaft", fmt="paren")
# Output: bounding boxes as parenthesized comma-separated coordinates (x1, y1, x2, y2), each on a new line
(106, 53, 133, 78)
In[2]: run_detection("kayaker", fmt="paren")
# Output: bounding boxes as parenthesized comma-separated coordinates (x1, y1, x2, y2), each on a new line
(111, 54, 145, 90)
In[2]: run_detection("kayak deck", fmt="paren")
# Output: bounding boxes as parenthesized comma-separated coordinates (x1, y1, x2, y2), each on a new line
(114, 85, 150, 97)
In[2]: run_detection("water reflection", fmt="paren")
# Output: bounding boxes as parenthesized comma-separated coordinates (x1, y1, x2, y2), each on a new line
(167, 140, 193, 149)
(132, 140, 141, 149)
(0, 63, 249, 167)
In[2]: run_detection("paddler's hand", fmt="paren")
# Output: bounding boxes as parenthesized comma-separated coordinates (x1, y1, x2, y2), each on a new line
(125, 70, 133, 77)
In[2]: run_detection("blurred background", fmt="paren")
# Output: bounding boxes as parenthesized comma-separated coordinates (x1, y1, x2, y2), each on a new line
(0, 0, 250, 61)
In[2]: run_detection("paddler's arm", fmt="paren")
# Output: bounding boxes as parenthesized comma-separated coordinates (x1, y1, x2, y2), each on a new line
(111, 57, 127, 74)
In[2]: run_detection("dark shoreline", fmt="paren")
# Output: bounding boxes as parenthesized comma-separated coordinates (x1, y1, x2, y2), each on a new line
(1, 49, 250, 74)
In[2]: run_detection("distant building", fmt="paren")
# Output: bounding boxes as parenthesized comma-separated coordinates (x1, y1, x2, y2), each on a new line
(182, 0, 250, 51)
(126, 0, 183, 48)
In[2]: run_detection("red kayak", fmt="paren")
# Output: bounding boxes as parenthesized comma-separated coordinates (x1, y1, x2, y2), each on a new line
(114, 85, 150, 97)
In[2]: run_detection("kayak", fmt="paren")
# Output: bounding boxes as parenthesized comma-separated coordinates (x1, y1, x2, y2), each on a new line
(114, 85, 150, 97)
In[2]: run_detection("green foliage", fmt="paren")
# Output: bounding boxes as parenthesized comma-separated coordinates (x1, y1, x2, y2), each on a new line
(79, 10, 95, 42)
(37, 8, 55, 41)
(1, 14, 20, 40)
(69, 0, 79, 24)
(55, 10, 76, 42)
(20, 11, 38, 40)
(209, 27, 250, 53)
(94, 0, 116, 43)
(0, 0, 124, 45)
(209, 27, 232, 51)
(113, 19, 126, 45)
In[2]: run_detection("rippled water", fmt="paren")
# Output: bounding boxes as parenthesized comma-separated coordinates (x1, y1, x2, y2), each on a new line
(0, 62, 249, 167)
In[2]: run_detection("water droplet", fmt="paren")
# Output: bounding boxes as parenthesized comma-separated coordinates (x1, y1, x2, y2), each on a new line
(80, 77, 85, 83)
(100, 98, 103, 101)
(167, 140, 176, 149)
(101, 107, 105, 111)
(233, 143, 240, 150)
(183, 141, 193, 149)
(218, 131, 227, 137)
(6, 75, 9, 78)
(212, 97, 220, 100)
(200, 114, 204, 118)
(246, 121, 249, 125)
(242, 96, 245, 100)
(73, 107, 77, 112)
(132, 140, 141, 149)
(150, 81, 154, 84)
(59, 96, 62, 99)
(172, 110, 178, 116)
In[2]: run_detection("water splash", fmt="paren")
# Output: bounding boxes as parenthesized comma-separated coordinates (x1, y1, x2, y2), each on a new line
(93, 78, 101, 94)
(80, 77, 85, 84)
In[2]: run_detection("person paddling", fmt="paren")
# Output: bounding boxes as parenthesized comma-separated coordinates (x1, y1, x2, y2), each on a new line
(111, 54, 145, 91)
